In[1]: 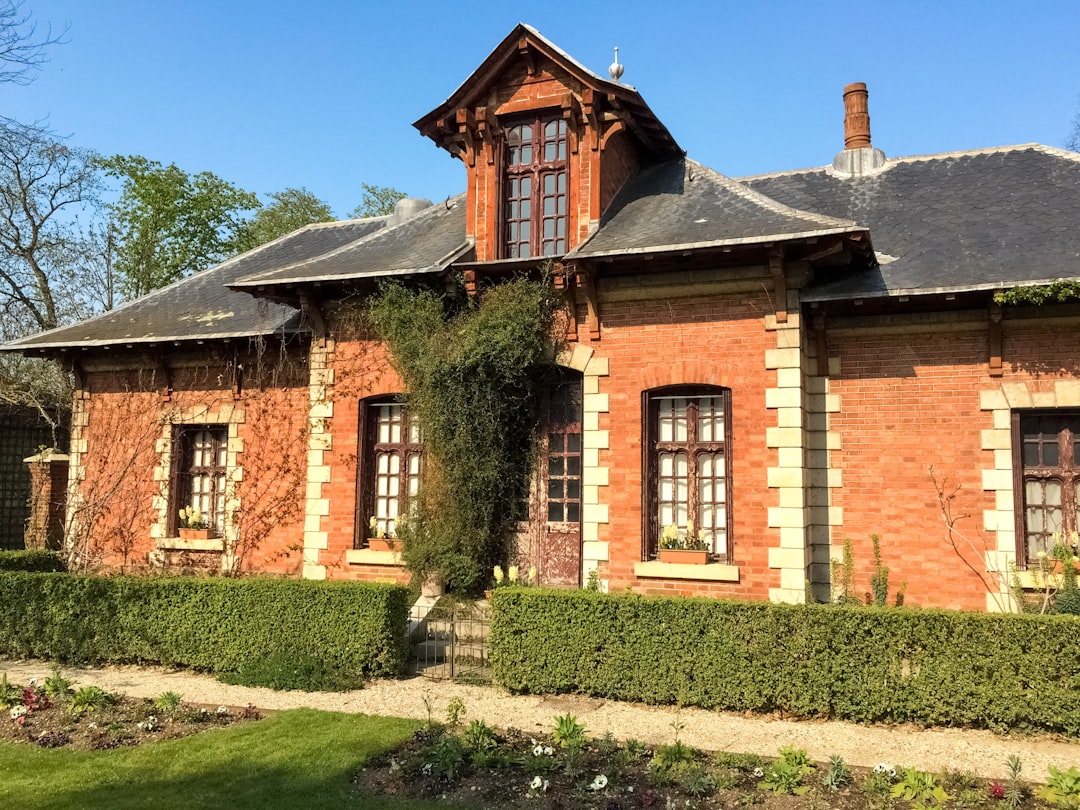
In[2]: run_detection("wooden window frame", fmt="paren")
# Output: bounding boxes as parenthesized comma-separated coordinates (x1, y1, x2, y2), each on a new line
(641, 386, 734, 562)
(354, 397, 423, 548)
(500, 111, 568, 259)
(1012, 409, 1080, 566)
(168, 424, 227, 535)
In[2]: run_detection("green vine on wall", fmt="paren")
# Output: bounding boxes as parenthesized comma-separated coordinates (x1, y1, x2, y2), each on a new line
(367, 275, 564, 594)
(994, 281, 1080, 306)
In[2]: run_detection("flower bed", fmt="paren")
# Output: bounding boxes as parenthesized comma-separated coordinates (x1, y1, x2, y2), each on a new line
(0, 669, 262, 750)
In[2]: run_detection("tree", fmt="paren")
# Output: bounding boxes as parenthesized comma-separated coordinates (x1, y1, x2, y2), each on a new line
(0, 118, 101, 334)
(0, 0, 67, 86)
(232, 187, 334, 253)
(350, 183, 406, 218)
(99, 155, 258, 298)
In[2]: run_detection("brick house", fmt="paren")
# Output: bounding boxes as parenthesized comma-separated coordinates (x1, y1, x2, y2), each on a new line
(6, 24, 1080, 610)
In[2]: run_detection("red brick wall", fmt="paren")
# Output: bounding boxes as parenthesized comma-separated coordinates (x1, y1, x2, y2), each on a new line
(594, 290, 779, 600)
(826, 321, 1080, 611)
(75, 361, 308, 574)
(314, 338, 409, 584)
(827, 328, 991, 610)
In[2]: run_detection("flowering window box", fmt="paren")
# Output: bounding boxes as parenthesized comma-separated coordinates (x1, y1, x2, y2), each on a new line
(179, 527, 216, 541)
(367, 537, 403, 553)
(657, 548, 709, 565)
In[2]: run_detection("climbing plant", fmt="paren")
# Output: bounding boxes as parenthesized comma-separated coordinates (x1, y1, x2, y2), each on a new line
(994, 281, 1080, 306)
(367, 275, 564, 594)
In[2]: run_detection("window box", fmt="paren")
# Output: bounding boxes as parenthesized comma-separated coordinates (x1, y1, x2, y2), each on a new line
(367, 537, 403, 553)
(178, 527, 216, 541)
(657, 548, 708, 565)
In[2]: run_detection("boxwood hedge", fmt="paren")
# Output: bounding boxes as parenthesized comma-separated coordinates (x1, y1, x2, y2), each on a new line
(0, 550, 65, 572)
(0, 573, 409, 684)
(490, 588, 1080, 735)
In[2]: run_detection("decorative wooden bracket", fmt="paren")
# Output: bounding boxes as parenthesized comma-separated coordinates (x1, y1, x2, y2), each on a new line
(575, 264, 601, 340)
(813, 310, 829, 378)
(769, 247, 788, 324)
(463, 269, 479, 296)
(155, 352, 173, 402)
(231, 350, 244, 401)
(989, 298, 1003, 377)
(298, 290, 327, 344)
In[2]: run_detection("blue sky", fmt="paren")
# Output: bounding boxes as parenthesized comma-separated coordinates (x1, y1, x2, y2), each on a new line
(4, 0, 1079, 218)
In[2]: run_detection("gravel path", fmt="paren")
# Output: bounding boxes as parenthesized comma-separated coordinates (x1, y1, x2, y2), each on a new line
(3, 657, 1079, 781)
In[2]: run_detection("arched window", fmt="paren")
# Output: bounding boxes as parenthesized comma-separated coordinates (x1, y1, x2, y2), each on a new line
(356, 398, 423, 544)
(642, 386, 732, 562)
(503, 114, 567, 259)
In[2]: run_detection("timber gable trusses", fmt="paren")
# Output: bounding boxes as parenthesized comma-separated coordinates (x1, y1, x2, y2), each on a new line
(413, 24, 681, 168)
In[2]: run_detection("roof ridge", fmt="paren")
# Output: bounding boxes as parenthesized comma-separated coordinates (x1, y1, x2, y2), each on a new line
(739, 143, 1070, 183)
(686, 158, 861, 231)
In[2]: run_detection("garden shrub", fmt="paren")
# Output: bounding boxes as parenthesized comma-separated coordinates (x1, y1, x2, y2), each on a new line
(490, 587, 1080, 735)
(0, 550, 65, 572)
(0, 573, 409, 688)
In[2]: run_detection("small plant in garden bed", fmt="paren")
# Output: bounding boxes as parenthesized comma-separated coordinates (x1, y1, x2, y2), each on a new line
(0, 671, 264, 751)
(355, 721, 1057, 810)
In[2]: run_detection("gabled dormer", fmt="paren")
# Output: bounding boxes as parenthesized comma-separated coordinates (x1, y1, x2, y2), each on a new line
(415, 24, 682, 263)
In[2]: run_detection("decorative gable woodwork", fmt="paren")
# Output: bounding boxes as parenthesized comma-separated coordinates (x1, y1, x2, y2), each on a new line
(415, 24, 681, 264)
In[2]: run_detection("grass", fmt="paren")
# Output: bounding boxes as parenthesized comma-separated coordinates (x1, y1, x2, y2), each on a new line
(0, 708, 442, 810)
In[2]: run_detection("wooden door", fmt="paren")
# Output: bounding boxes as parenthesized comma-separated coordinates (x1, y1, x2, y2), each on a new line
(537, 375, 583, 586)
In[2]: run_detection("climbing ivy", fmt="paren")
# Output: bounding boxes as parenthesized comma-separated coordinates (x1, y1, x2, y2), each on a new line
(994, 281, 1080, 306)
(367, 275, 563, 594)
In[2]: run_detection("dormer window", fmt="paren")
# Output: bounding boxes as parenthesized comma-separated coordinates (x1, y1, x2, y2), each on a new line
(504, 114, 567, 258)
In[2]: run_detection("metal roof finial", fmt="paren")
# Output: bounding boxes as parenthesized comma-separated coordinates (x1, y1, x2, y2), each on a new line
(608, 46, 624, 82)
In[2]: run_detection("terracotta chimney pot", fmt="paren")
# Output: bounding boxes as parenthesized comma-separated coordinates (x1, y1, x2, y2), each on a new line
(843, 82, 872, 149)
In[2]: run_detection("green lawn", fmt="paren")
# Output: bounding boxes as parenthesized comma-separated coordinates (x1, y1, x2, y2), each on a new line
(0, 708, 442, 810)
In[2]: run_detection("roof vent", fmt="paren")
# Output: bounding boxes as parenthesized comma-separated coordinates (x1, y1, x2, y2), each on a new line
(832, 82, 886, 178)
(391, 197, 433, 225)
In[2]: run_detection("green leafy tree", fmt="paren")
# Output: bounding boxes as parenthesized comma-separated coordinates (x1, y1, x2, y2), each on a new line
(98, 154, 258, 298)
(233, 187, 334, 253)
(350, 183, 406, 218)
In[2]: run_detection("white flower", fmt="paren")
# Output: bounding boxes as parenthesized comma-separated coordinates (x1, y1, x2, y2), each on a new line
(588, 774, 609, 791)
(421, 763, 433, 776)
(874, 762, 895, 775)
(530, 776, 543, 790)
(543, 745, 553, 756)
(10, 705, 27, 719)
(217, 706, 228, 715)
(753, 767, 764, 778)
(533, 744, 544, 756)
(1037, 551, 1049, 559)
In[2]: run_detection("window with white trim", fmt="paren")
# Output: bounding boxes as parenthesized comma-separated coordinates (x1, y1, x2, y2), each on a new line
(643, 387, 732, 561)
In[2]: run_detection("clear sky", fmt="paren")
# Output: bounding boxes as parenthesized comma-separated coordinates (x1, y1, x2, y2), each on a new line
(4, 0, 1079, 218)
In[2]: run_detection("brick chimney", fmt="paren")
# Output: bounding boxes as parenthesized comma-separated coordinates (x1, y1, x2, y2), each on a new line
(833, 81, 886, 178)
(843, 82, 871, 149)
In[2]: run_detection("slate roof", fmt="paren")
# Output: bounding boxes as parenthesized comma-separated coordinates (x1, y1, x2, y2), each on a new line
(229, 195, 469, 288)
(568, 159, 867, 259)
(744, 145, 1080, 301)
(3, 217, 387, 352)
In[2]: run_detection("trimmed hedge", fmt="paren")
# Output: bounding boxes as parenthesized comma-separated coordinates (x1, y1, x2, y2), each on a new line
(0, 573, 410, 684)
(491, 588, 1080, 735)
(0, 550, 65, 572)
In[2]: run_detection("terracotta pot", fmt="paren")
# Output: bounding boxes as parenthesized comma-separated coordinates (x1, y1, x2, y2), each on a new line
(658, 548, 709, 565)
(179, 528, 215, 540)
(367, 537, 403, 553)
